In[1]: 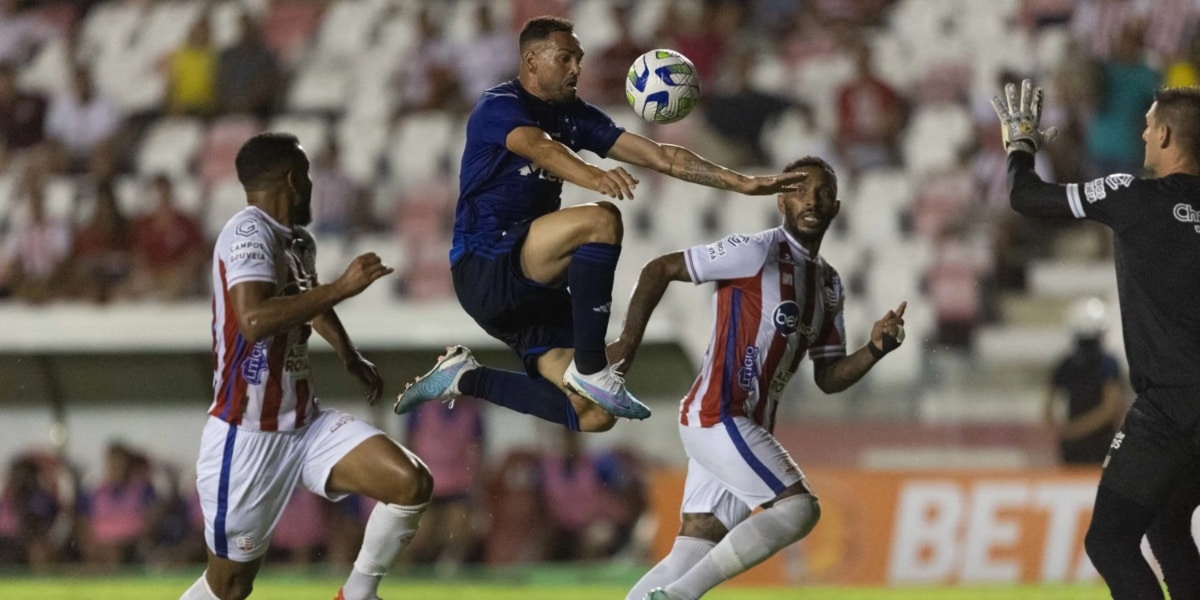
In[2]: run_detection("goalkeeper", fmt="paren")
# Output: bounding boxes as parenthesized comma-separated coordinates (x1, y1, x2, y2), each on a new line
(997, 79, 1200, 600)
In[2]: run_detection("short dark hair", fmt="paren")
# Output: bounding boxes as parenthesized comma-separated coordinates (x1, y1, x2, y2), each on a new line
(783, 156, 838, 199)
(519, 16, 574, 51)
(1155, 86, 1200, 164)
(235, 132, 305, 190)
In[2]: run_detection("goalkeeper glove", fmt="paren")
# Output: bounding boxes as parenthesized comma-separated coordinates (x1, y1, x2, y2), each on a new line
(992, 79, 1058, 154)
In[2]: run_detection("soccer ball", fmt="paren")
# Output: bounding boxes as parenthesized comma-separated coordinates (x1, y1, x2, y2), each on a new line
(625, 49, 700, 124)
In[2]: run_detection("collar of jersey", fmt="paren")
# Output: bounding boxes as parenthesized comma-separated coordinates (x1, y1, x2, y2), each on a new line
(245, 205, 296, 239)
(778, 226, 816, 262)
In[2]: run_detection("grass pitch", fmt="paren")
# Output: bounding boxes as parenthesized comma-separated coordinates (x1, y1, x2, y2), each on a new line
(0, 575, 1110, 600)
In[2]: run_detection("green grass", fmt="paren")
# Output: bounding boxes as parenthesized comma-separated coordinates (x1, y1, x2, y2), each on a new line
(0, 575, 1110, 600)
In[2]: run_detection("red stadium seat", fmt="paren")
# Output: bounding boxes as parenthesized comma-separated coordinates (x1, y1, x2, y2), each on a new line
(198, 115, 261, 191)
(261, 0, 327, 64)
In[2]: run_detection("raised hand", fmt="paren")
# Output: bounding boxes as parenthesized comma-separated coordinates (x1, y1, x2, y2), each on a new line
(742, 170, 809, 195)
(335, 252, 394, 298)
(345, 352, 384, 404)
(594, 166, 640, 200)
(870, 301, 907, 357)
(992, 79, 1059, 154)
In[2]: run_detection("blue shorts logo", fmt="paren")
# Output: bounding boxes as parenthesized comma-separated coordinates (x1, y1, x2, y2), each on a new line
(773, 301, 801, 334)
(241, 340, 269, 385)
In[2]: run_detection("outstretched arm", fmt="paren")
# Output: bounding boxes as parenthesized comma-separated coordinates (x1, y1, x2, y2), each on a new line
(607, 251, 691, 373)
(1008, 151, 1078, 218)
(506, 126, 639, 200)
(606, 131, 806, 195)
(812, 301, 906, 394)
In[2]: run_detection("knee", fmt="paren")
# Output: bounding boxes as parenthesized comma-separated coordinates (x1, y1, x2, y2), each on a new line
(782, 494, 821, 542)
(580, 201, 624, 245)
(208, 572, 254, 600)
(385, 459, 434, 506)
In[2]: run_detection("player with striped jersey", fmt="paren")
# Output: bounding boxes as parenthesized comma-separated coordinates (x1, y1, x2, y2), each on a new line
(183, 133, 432, 600)
(609, 156, 907, 600)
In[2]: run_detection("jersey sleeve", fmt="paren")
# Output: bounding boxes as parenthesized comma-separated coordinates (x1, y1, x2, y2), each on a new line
(683, 232, 772, 284)
(809, 269, 847, 360)
(574, 101, 625, 157)
(1069, 173, 1149, 231)
(1101, 354, 1121, 382)
(473, 93, 538, 148)
(221, 217, 276, 288)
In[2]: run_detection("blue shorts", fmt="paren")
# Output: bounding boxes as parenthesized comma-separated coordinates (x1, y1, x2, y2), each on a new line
(451, 221, 573, 378)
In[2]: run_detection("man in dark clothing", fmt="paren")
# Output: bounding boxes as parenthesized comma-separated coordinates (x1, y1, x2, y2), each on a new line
(996, 80, 1200, 600)
(1044, 297, 1124, 465)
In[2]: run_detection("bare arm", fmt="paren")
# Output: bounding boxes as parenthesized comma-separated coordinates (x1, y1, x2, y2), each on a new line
(812, 301, 906, 394)
(313, 308, 385, 404)
(607, 252, 691, 373)
(229, 253, 393, 343)
(505, 126, 638, 199)
(606, 131, 807, 195)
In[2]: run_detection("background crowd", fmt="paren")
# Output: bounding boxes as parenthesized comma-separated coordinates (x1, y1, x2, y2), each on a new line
(0, 0, 1191, 573)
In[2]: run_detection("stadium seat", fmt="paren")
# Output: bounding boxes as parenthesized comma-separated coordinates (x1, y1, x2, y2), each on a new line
(286, 55, 353, 114)
(261, 0, 327, 65)
(714, 190, 777, 236)
(268, 114, 330, 157)
(335, 117, 389, 184)
(136, 117, 206, 178)
(314, 1, 384, 58)
(901, 104, 974, 175)
(204, 178, 248, 237)
(386, 112, 457, 185)
(135, 0, 204, 62)
(199, 115, 261, 190)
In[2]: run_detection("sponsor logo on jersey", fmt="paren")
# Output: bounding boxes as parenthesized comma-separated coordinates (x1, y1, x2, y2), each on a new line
(517, 164, 563, 183)
(726, 234, 749, 247)
(737, 346, 760, 392)
(235, 220, 258, 237)
(1173, 203, 1200, 233)
(773, 300, 801, 334)
(1083, 178, 1106, 203)
(1105, 174, 1134, 190)
(284, 343, 309, 375)
(241, 340, 269, 385)
(228, 239, 268, 264)
(329, 413, 356, 433)
(705, 239, 728, 261)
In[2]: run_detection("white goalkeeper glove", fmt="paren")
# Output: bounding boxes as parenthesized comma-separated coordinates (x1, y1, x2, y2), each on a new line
(992, 79, 1058, 155)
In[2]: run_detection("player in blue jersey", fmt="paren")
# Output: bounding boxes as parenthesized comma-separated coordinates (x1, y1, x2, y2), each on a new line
(395, 16, 807, 432)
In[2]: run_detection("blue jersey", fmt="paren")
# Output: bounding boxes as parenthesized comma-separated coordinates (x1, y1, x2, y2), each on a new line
(452, 79, 624, 263)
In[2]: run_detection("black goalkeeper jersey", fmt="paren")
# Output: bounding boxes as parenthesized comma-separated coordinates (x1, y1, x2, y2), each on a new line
(1008, 151, 1200, 393)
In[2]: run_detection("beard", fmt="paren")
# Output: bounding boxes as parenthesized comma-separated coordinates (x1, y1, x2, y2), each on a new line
(291, 198, 312, 226)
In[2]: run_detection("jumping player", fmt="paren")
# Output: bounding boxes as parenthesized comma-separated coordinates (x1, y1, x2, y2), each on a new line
(394, 16, 807, 433)
(181, 133, 432, 600)
(995, 80, 1200, 600)
(605, 156, 907, 600)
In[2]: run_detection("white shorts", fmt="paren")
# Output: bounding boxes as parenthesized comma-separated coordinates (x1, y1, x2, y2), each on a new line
(678, 416, 808, 529)
(195, 407, 382, 561)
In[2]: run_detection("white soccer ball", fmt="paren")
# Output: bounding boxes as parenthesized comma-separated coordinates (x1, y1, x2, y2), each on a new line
(625, 49, 700, 124)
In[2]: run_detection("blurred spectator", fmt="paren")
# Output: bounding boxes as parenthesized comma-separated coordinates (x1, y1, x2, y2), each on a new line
(539, 430, 642, 561)
(311, 141, 375, 237)
(392, 7, 465, 117)
(1084, 21, 1159, 177)
(79, 442, 156, 569)
(1070, 0, 1140, 62)
(1162, 35, 1200, 89)
(656, 0, 739, 85)
(455, 3, 516, 103)
(216, 13, 282, 119)
(0, 61, 47, 174)
(699, 46, 804, 167)
(165, 17, 218, 117)
(143, 465, 203, 568)
(125, 175, 207, 300)
(0, 454, 62, 567)
(0, 175, 72, 303)
(44, 63, 123, 177)
(68, 179, 132, 303)
(482, 450, 549, 565)
(271, 490, 330, 566)
(580, 2, 649, 107)
(833, 40, 906, 178)
(0, 0, 60, 66)
(403, 397, 486, 575)
(1043, 297, 1125, 465)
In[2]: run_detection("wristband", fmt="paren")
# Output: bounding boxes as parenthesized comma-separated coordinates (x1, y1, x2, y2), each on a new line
(868, 341, 886, 359)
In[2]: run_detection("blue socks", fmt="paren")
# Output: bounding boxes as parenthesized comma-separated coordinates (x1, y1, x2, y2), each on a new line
(569, 243, 621, 374)
(458, 367, 580, 431)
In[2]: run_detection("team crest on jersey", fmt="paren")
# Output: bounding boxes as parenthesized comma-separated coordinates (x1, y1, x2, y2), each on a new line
(241, 340, 269, 385)
(235, 534, 258, 553)
(726, 234, 749, 247)
(772, 301, 801, 334)
(1105, 174, 1134, 190)
(235, 220, 258, 237)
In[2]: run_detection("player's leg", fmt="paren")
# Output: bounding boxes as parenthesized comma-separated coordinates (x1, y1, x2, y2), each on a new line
(180, 554, 265, 600)
(306, 411, 433, 600)
(1084, 397, 1192, 600)
(626, 461, 748, 600)
(522, 203, 645, 414)
(654, 420, 820, 600)
(1146, 471, 1200, 599)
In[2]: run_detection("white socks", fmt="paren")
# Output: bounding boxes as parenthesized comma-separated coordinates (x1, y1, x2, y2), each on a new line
(179, 572, 220, 600)
(341, 502, 428, 600)
(667, 494, 820, 600)
(625, 536, 716, 600)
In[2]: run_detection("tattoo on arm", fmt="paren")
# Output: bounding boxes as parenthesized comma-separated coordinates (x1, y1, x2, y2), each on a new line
(678, 157, 731, 189)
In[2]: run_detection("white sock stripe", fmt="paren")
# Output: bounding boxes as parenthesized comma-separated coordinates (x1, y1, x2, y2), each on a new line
(1066, 183, 1085, 218)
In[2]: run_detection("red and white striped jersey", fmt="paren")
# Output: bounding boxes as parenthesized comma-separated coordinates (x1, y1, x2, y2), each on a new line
(209, 206, 318, 432)
(680, 227, 846, 432)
